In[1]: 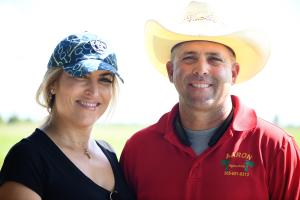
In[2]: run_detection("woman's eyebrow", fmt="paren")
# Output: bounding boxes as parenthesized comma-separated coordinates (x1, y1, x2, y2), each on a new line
(99, 72, 114, 77)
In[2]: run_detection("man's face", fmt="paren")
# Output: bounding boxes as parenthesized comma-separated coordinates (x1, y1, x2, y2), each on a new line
(166, 40, 239, 111)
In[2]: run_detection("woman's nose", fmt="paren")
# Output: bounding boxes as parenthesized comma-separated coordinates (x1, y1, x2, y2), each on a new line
(85, 81, 100, 97)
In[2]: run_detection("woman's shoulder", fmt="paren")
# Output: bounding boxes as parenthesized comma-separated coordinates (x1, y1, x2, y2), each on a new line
(96, 140, 115, 153)
(9, 128, 46, 153)
(0, 129, 47, 198)
(3, 129, 46, 164)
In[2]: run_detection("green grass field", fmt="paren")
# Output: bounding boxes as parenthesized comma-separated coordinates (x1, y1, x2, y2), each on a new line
(0, 123, 299, 168)
(0, 122, 146, 168)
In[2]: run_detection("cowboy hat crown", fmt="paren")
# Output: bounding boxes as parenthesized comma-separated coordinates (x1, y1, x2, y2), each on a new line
(145, 1, 271, 83)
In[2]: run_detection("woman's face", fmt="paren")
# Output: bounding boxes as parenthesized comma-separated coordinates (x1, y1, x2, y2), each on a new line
(52, 70, 114, 128)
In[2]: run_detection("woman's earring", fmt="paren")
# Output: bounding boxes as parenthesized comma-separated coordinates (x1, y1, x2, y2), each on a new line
(48, 88, 55, 103)
(50, 88, 55, 95)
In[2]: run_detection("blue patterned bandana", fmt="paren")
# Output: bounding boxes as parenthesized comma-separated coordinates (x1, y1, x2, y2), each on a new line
(47, 32, 123, 83)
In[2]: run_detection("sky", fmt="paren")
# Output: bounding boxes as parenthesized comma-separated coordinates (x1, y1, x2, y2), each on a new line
(0, 0, 299, 126)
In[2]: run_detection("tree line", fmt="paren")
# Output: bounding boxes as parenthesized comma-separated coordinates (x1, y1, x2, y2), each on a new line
(0, 115, 32, 124)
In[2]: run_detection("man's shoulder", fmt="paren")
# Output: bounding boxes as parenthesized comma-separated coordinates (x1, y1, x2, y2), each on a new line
(129, 122, 163, 141)
(256, 117, 289, 135)
(126, 112, 172, 144)
(254, 118, 297, 147)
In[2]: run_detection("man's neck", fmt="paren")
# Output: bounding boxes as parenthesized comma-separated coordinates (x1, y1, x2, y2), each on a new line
(179, 99, 233, 131)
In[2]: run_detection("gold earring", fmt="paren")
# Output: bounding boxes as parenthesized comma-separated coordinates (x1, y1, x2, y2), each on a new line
(50, 88, 55, 94)
(48, 88, 55, 103)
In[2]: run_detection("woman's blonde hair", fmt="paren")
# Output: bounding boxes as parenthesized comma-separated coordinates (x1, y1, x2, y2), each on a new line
(36, 67, 63, 113)
(36, 67, 119, 120)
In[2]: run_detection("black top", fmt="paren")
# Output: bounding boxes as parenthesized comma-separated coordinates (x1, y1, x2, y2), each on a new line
(0, 129, 135, 200)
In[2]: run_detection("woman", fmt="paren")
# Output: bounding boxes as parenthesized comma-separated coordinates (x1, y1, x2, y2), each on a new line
(0, 32, 135, 200)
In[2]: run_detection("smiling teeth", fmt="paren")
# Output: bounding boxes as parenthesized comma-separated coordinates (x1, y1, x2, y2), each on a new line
(192, 83, 209, 88)
(79, 101, 98, 107)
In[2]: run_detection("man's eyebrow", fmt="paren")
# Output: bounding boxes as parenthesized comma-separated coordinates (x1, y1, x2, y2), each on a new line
(181, 51, 222, 57)
(181, 51, 198, 55)
(205, 52, 222, 56)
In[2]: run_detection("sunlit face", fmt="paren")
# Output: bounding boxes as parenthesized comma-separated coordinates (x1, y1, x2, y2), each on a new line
(167, 41, 239, 112)
(52, 70, 114, 128)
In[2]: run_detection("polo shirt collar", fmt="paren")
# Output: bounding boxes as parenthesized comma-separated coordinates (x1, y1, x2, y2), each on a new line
(165, 95, 257, 147)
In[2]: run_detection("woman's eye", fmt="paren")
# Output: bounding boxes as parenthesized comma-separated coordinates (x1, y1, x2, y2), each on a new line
(74, 75, 88, 80)
(99, 77, 113, 84)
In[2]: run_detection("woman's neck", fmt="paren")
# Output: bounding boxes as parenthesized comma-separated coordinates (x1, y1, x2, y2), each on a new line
(40, 117, 94, 156)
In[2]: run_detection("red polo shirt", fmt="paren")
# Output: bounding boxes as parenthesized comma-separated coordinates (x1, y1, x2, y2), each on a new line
(120, 95, 300, 200)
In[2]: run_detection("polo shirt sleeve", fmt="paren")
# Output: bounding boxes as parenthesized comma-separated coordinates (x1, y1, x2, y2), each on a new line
(268, 136, 300, 199)
(120, 141, 133, 186)
(0, 139, 45, 197)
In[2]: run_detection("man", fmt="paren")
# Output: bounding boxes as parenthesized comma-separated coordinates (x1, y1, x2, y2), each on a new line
(121, 1, 300, 200)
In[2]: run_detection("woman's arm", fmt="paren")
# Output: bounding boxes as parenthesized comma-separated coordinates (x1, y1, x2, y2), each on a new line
(0, 181, 41, 200)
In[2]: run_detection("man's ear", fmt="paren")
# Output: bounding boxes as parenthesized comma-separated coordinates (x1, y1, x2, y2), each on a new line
(166, 61, 174, 83)
(231, 62, 240, 84)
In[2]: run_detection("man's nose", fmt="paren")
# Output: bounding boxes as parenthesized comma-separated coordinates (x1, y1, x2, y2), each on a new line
(192, 59, 209, 76)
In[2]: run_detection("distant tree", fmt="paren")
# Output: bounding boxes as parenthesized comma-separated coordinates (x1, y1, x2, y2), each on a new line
(273, 115, 280, 126)
(0, 115, 5, 124)
(7, 115, 21, 124)
(24, 118, 33, 123)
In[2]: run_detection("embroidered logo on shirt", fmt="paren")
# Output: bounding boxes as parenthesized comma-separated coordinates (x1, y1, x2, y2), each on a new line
(221, 151, 255, 177)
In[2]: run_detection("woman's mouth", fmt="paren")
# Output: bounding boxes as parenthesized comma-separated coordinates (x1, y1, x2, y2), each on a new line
(77, 100, 100, 110)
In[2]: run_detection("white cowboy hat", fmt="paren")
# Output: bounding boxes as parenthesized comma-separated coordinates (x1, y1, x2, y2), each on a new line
(144, 1, 271, 83)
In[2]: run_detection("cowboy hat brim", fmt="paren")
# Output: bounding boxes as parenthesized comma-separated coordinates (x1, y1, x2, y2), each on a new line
(145, 20, 271, 83)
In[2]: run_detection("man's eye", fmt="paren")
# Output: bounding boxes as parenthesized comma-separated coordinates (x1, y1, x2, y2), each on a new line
(183, 56, 196, 60)
(182, 56, 197, 63)
(207, 56, 225, 65)
(209, 56, 223, 62)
